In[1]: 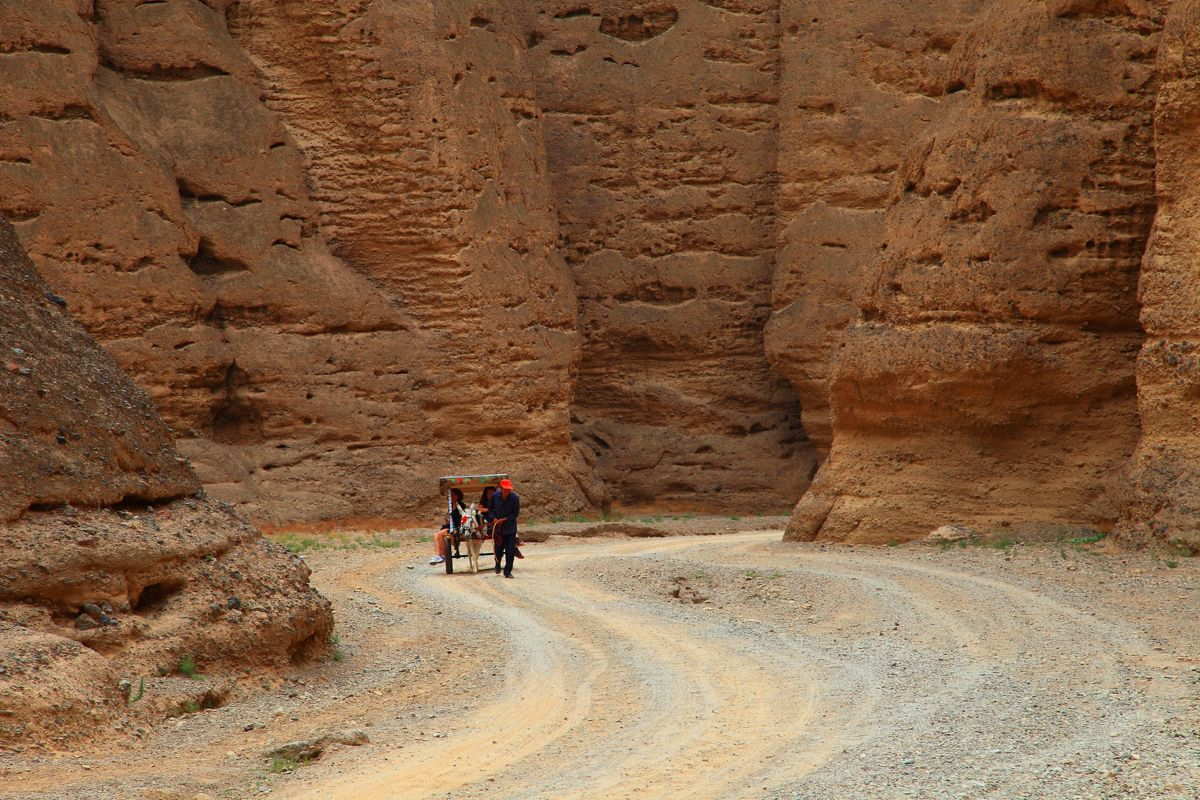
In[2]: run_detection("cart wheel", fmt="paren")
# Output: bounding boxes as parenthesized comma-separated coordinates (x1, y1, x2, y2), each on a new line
(445, 541, 454, 574)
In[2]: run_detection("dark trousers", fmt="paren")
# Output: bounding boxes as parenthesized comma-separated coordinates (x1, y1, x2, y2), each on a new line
(496, 532, 517, 575)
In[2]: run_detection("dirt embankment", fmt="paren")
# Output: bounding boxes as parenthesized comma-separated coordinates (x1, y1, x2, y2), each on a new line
(4, 526, 1195, 799)
(0, 219, 332, 750)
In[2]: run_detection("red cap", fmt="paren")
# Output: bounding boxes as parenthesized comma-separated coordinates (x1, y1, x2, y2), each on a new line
(499, 479, 513, 489)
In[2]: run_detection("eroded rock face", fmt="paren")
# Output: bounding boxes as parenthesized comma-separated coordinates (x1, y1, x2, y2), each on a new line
(226, 0, 595, 513)
(526, 1, 816, 511)
(0, 0, 424, 523)
(7, 0, 1200, 546)
(1119, 0, 1200, 550)
(0, 0, 590, 523)
(783, 0, 1163, 542)
(0, 220, 196, 520)
(0, 219, 331, 748)
(766, 0, 990, 455)
(0, 501, 331, 749)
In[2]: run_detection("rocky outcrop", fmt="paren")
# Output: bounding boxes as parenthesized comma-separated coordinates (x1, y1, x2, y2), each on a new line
(782, 0, 1163, 542)
(0, 218, 331, 749)
(0, 220, 196, 521)
(1119, 0, 1200, 550)
(527, 1, 816, 511)
(0, 501, 331, 750)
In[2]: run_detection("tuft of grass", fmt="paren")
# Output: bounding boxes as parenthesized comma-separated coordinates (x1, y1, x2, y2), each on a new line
(365, 537, 403, 549)
(330, 633, 345, 662)
(416, 535, 432, 543)
(127, 676, 145, 704)
(272, 530, 407, 553)
(886, 540, 899, 548)
(984, 537, 1015, 550)
(1068, 531, 1108, 545)
(270, 755, 304, 774)
(276, 535, 325, 554)
(1166, 541, 1197, 559)
(178, 655, 203, 680)
(1166, 559, 1179, 569)
(182, 700, 201, 714)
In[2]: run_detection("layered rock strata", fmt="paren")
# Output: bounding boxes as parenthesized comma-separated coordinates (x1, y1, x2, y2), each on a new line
(0, 219, 331, 748)
(784, 0, 1163, 542)
(527, 1, 815, 510)
(7, 0, 1200, 546)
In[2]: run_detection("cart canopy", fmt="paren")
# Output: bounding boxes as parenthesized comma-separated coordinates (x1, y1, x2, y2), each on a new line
(438, 473, 508, 494)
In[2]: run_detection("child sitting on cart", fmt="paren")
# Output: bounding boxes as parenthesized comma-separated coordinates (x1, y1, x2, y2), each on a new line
(429, 488, 465, 565)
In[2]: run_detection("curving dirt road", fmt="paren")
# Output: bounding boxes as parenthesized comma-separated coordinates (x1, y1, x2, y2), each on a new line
(275, 532, 1198, 800)
(3, 530, 1197, 799)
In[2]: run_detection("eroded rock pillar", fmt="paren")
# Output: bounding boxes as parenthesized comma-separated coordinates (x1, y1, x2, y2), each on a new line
(787, 0, 1161, 542)
(1119, 0, 1200, 551)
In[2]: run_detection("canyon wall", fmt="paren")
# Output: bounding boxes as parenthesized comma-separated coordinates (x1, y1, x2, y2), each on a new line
(765, 0, 990, 455)
(0, 0, 590, 524)
(1120, 0, 1200, 550)
(781, 0, 1165, 542)
(526, 1, 815, 511)
(225, 0, 597, 513)
(7, 0, 1200, 545)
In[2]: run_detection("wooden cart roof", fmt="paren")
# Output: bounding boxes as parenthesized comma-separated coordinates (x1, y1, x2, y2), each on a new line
(438, 473, 508, 493)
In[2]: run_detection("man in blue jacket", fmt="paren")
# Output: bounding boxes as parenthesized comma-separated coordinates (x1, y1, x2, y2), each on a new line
(487, 478, 520, 578)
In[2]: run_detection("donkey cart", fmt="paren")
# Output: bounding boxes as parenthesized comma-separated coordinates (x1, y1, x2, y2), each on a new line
(438, 473, 506, 574)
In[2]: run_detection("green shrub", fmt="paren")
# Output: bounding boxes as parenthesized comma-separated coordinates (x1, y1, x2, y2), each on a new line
(178, 655, 203, 680)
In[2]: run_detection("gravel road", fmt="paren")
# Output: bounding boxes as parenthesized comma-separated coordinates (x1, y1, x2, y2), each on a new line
(3, 530, 1197, 799)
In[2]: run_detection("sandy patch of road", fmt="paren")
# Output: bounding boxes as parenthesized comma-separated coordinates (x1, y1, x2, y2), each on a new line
(2, 529, 1197, 799)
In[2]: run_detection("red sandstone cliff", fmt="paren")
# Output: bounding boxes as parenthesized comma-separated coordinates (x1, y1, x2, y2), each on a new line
(227, 0, 597, 515)
(1120, 0, 1200, 551)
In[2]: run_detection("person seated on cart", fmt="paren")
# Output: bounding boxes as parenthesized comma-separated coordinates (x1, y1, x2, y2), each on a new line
(479, 485, 496, 515)
(429, 488, 465, 566)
